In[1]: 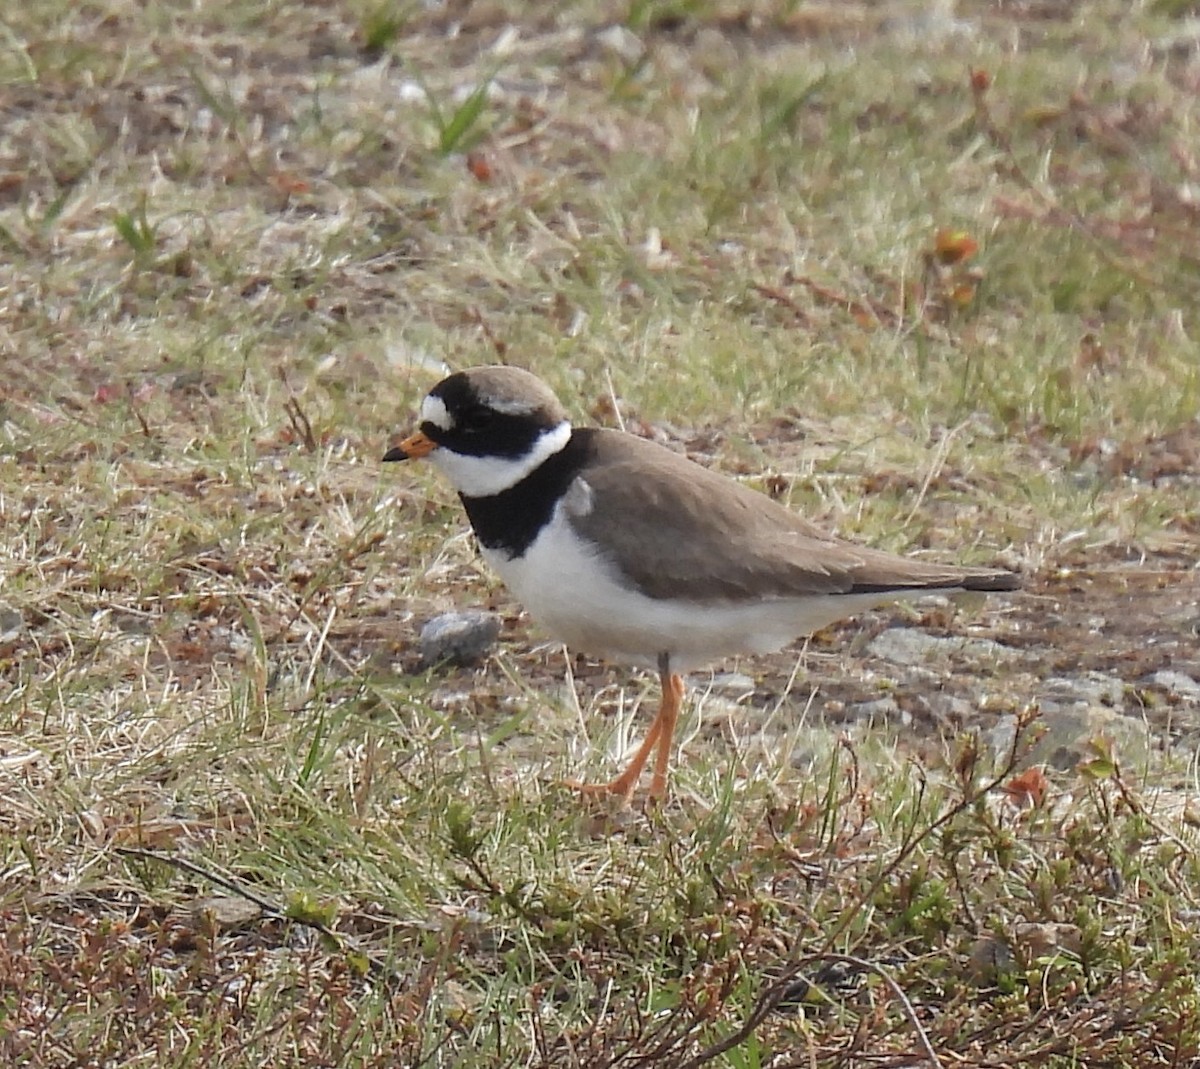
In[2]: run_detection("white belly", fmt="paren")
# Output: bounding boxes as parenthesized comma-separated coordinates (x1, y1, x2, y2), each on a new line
(481, 507, 895, 673)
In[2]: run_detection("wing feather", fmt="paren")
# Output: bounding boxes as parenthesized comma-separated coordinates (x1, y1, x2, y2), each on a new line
(565, 430, 1016, 604)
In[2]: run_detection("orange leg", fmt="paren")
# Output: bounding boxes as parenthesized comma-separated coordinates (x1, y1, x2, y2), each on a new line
(566, 655, 682, 802)
(647, 670, 684, 800)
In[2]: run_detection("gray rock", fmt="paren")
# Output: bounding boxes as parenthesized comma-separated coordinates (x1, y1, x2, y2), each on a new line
(1024, 704, 1152, 771)
(419, 611, 502, 668)
(1147, 671, 1200, 702)
(915, 693, 975, 734)
(707, 672, 757, 696)
(843, 696, 905, 726)
(867, 628, 1018, 668)
(966, 934, 1015, 985)
(1040, 674, 1124, 707)
(985, 715, 1019, 760)
(192, 896, 262, 930)
(0, 605, 24, 641)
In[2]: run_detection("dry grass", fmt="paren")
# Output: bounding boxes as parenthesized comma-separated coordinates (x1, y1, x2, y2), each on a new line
(4, 0, 1200, 1065)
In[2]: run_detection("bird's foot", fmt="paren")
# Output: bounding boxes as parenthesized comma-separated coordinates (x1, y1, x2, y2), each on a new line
(560, 775, 637, 801)
(560, 774, 667, 806)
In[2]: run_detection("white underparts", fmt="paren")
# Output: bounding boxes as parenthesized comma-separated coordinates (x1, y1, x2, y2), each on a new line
(484, 491, 917, 673)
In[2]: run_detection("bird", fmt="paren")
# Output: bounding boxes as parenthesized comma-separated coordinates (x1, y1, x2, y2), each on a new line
(384, 366, 1019, 801)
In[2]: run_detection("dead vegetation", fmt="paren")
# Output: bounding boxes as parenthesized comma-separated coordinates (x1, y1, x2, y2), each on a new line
(4, 1, 1200, 1066)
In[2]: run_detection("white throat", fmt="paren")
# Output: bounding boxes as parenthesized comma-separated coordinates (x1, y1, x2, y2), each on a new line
(431, 420, 572, 498)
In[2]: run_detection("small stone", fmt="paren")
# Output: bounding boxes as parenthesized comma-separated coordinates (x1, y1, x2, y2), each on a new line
(193, 896, 262, 930)
(1147, 670, 1200, 701)
(1040, 674, 1124, 707)
(594, 24, 644, 64)
(966, 934, 1014, 985)
(1013, 921, 1083, 960)
(984, 715, 1018, 759)
(921, 693, 974, 730)
(419, 611, 502, 668)
(1032, 704, 1151, 771)
(867, 628, 1018, 668)
(0, 605, 24, 641)
(842, 696, 903, 725)
(707, 672, 756, 696)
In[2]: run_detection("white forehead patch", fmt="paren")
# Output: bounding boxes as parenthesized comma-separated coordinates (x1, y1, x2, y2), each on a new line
(487, 394, 538, 417)
(420, 394, 453, 431)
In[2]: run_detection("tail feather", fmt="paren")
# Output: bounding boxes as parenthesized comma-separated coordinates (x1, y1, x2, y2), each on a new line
(959, 570, 1021, 593)
(848, 567, 1020, 596)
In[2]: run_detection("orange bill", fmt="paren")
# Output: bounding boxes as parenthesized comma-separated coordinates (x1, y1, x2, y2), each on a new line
(382, 430, 438, 462)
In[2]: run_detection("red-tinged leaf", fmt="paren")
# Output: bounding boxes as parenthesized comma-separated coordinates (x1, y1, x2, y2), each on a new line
(1075, 333, 1108, 372)
(951, 281, 977, 306)
(934, 228, 979, 265)
(269, 171, 310, 196)
(1002, 767, 1049, 808)
(466, 151, 494, 183)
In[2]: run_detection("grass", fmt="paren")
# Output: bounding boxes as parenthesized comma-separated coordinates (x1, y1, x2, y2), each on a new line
(3, 0, 1200, 1065)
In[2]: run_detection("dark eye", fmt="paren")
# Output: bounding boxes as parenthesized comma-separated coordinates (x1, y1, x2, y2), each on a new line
(458, 406, 495, 433)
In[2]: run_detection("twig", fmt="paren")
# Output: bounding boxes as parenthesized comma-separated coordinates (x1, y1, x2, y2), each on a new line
(902, 419, 967, 528)
(683, 709, 1037, 1068)
(791, 275, 898, 326)
(470, 306, 508, 359)
(1111, 767, 1194, 858)
(127, 391, 153, 440)
(602, 366, 625, 433)
(818, 705, 1034, 956)
(815, 953, 942, 1069)
(116, 846, 282, 914)
(276, 366, 317, 451)
(282, 394, 318, 452)
(750, 281, 812, 327)
(968, 70, 1155, 288)
(675, 960, 810, 1069)
(114, 846, 402, 981)
(681, 952, 943, 1069)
